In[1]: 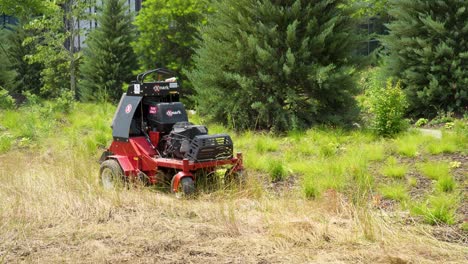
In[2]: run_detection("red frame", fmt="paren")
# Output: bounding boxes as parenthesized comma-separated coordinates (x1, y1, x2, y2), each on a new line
(106, 136, 243, 192)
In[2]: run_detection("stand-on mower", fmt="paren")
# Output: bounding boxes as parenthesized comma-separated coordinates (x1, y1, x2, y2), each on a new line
(99, 69, 243, 195)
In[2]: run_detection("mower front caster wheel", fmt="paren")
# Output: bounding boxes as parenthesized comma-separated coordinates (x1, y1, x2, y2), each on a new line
(100, 159, 125, 190)
(171, 176, 195, 196)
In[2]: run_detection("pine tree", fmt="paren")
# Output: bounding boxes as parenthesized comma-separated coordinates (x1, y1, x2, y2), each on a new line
(5, 24, 43, 94)
(382, 0, 468, 116)
(188, 0, 362, 131)
(79, 0, 137, 102)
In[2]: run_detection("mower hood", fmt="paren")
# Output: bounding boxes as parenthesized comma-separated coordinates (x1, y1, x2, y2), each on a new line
(111, 94, 142, 141)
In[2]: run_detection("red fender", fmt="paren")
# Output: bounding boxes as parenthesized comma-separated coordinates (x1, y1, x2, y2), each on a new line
(108, 155, 137, 176)
(171, 171, 195, 193)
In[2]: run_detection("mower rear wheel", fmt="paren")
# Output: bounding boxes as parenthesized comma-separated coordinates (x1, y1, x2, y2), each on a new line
(100, 159, 125, 190)
(171, 176, 195, 196)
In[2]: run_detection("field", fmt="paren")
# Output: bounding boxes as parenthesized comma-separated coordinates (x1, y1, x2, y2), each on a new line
(0, 102, 467, 263)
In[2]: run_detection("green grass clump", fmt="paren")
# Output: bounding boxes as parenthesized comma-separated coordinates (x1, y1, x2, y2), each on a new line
(411, 194, 459, 225)
(302, 175, 320, 199)
(435, 175, 456, 193)
(267, 160, 287, 182)
(425, 140, 457, 155)
(417, 161, 451, 180)
(379, 183, 409, 202)
(381, 157, 408, 179)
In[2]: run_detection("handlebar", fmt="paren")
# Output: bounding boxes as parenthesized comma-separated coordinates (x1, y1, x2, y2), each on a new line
(136, 68, 178, 83)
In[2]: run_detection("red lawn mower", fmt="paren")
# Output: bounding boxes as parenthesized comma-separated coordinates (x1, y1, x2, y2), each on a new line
(99, 69, 243, 195)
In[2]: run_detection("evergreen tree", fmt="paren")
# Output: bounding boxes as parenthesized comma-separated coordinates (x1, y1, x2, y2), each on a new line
(188, 0, 362, 131)
(5, 24, 43, 94)
(79, 0, 137, 102)
(382, 0, 468, 116)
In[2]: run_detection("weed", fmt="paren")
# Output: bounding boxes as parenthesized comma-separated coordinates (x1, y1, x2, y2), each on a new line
(379, 183, 409, 202)
(417, 161, 451, 180)
(411, 194, 459, 225)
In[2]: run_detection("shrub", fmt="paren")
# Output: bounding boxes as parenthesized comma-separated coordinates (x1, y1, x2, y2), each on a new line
(0, 87, 15, 109)
(368, 79, 408, 137)
(415, 118, 428, 127)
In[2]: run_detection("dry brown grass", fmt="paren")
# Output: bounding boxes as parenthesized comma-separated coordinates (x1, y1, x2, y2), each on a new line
(1, 151, 467, 263)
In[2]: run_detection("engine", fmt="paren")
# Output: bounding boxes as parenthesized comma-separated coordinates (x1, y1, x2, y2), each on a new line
(143, 99, 233, 161)
(160, 122, 234, 162)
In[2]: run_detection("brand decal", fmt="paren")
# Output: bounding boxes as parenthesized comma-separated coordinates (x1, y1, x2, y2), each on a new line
(149, 106, 157, 114)
(166, 110, 181, 117)
(125, 104, 132, 114)
(153, 84, 169, 93)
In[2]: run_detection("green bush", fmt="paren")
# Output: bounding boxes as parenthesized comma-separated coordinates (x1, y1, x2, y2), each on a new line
(0, 88, 15, 109)
(368, 79, 408, 137)
(415, 118, 428, 127)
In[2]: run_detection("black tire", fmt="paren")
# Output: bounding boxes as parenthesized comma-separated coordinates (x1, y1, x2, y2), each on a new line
(99, 159, 125, 190)
(171, 176, 195, 196)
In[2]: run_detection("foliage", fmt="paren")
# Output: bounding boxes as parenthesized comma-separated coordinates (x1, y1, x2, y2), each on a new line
(382, 0, 468, 116)
(133, 0, 211, 102)
(0, 0, 50, 19)
(25, 0, 95, 98)
(3, 23, 43, 94)
(0, 87, 15, 109)
(188, 0, 362, 131)
(0, 30, 16, 89)
(414, 118, 428, 127)
(79, 0, 137, 102)
(367, 78, 408, 137)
